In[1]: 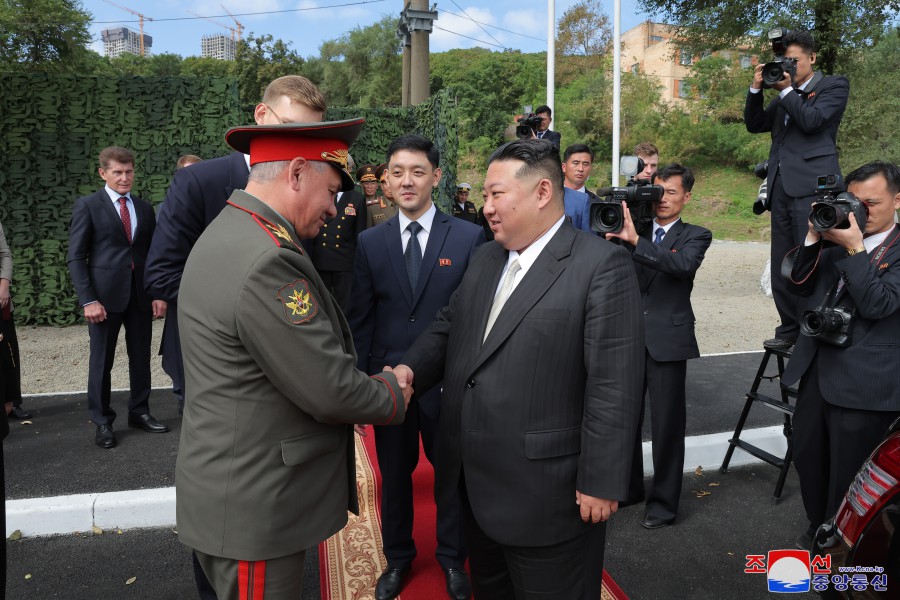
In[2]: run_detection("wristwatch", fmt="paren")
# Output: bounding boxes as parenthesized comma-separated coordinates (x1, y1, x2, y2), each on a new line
(846, 246, 866, 256)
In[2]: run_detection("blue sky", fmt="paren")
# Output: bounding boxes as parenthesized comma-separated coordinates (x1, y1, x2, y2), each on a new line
(79, 0, 654, 59)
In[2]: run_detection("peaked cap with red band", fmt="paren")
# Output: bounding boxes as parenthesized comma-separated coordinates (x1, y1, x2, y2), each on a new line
(225, 118, 365, 191)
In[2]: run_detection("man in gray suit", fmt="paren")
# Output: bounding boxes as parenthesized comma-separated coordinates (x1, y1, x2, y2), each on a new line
(176, 120, 411, 599)
(391, 139, 644, 599)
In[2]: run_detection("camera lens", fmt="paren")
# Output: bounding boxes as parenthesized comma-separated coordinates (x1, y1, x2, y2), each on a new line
(811, 204, 838, 230)
(762, 62, 785, 86)
(802, 312, 825, 335)
(599, 206, 621, 228)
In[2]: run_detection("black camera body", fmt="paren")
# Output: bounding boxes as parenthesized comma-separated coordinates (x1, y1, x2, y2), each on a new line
(516, 113, 544, 139)
(762, 28, 798, 88)
(809, 174, 868, 233)
(589, 157, 662, 234)
(800, 305, 854, 347)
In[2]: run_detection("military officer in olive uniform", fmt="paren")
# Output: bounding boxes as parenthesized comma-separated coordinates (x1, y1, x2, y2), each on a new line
(450, 182, 478, 224)
(176, 119, 410, 600)
(367, 163, 399, 228)
(308, 176, 367, 311)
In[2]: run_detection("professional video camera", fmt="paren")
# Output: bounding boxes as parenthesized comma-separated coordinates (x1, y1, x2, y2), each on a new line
(808, 174, 868, 233)
(800, 305, 854, 347)
(589, 156, 662, 234)
(515, 105, 544, 139)
(761, 27, 798, 88)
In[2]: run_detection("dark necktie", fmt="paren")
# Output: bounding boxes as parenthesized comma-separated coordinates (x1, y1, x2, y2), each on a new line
(653, 227, 665, 244)
(404, 221, 423, 292)
(119, 197, 132, 243)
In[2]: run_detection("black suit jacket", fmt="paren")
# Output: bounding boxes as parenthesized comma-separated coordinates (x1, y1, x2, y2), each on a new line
(308, 189, 368, 272)
(781, 226, 900, 411)
(451, 201, 478, 224)
(744, 72, 849, 198)
(67, 189, 155, 313)
(347, 210, 484, 418)
(403, 220, 644, 547)
(145, 151, 249, 301)
(537, 129, 561, 148)
(631, 220, 712, 362)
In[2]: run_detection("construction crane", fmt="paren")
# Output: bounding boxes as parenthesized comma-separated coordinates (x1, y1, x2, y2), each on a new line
(188, 11, 239, 42)
(102, 0, 153, 57)
(220, 5, 245, 43)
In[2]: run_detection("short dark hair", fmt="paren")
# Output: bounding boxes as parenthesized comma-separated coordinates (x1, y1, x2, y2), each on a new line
(783, 30, 816, 55)
(656, 163, 695, 192)
(386, 134, 440, 170)
(535, 104, 551, 116)
(488, 139, 564, 198)
(634, 142, 659, 158)
(99, 146, 135, 169)
(563, 144, 594, 162)
(845, 161, 900, 195)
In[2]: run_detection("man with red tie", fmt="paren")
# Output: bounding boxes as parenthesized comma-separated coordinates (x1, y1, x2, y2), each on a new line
(67, 146, 168, 449)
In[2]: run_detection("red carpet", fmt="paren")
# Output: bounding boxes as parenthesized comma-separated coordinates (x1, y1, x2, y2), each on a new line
(320, 432, 628, 600)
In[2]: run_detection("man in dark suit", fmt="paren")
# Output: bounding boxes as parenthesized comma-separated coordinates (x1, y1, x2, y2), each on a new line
(308, 182, 367, 311)
(744, 29, 849, 350)
(781, 161, 900, 548)
(67, 146, 168, 449)
(562, 143, 594, 195)
(348, 135, 484, 600)
(393, 139, 644, 599)
(533, 104, 561, 148)
(451, 182, 478, 224)
(606, 164, 713, 529)
(145, 75, 326, 414)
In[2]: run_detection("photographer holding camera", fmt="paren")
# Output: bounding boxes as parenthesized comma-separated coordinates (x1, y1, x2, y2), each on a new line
(744, 29, 849, 350)
(781, 161, 900, 548)
(606, 164, 712, 529)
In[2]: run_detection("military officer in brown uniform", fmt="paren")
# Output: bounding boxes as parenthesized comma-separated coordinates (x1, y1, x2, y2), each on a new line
(176, 119, 411, 600)
(450, 182, 478, 224)
(367, 162, 398, 228)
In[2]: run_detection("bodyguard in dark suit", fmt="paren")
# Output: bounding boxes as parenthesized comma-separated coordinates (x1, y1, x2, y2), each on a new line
(450, 183, 478, 224)
(308, 187, 367, 311)
(145, 76, 327, 413)
(347, 135, 483, 600)
(67, 146, 168, 449)
(607, 164, 712, 528)
(781, 161, 900, 545)
(533, 105, 561, 149)
(744, 29, 849, 349)
(394, 139, 644, 599)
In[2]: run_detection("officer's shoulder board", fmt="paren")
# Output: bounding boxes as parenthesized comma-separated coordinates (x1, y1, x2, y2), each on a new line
(228, 200, 304, 254)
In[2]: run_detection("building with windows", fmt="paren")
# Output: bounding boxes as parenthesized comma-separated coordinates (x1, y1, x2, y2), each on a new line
(621, 21, 753, 104)
(101, 27, 152, 58)
(201, 34, 237, 61)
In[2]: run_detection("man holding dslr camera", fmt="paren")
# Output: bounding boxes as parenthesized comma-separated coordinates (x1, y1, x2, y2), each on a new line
(744, 29, 849, 350)
(606, 164, 712, 528)
(781, 161, 900, 548)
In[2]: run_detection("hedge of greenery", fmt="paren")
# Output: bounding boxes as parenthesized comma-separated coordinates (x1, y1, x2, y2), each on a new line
(0, 75, 458, 325)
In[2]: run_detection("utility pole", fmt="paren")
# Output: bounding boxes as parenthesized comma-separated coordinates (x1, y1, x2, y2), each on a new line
(399, 1, 437, 106)
(398, 4, 411, 106)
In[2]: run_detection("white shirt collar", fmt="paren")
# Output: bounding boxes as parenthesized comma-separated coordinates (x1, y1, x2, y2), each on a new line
(104, 185, 131, 203)
(652, 217, 680, 236)
(505, 215, 566, 274)
(864, 227, 894, 253)
(398, 202, 437, 235)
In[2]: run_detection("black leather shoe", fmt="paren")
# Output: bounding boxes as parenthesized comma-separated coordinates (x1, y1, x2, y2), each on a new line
(8, 406, 31, 419)
(443, 568, 472, 600)
(641, 514, 674, 529)
(764, 337, 796, 350)
(375, 565, 411, 600)
(95, 424, 116, 449)
(127, 413, 169, 433)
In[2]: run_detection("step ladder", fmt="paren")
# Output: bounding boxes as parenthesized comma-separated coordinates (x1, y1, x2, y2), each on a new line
(719, 347, 798, 503)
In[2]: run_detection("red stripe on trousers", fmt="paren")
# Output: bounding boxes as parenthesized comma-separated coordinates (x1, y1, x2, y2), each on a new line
(238, 560, 266, 600)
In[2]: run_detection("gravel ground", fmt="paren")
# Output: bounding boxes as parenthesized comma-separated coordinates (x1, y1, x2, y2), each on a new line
(16, 240, 777, 395)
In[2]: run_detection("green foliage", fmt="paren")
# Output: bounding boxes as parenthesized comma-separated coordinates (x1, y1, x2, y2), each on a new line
(0, 0, 93, 72)
(0, 74, 242, 325)
(234, 33, 305, 106)
(314, 15, 402, 108)
(556, 0, 612, 69)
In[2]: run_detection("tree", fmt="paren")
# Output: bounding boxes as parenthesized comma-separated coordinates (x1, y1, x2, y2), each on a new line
(637, 0, 900, 73)
(557, 0, 612, 58)
(0, 0, 92, 72)
(182, 56, 234, 78)
(234, 33, 306, 105)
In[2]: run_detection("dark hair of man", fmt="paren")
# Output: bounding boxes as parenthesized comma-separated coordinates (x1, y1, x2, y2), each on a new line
(783, 30, 816, 55)
(563, 144, 594, 162)
(386, 134, 440, 170)
(845, 161, 900, 195)
(633, 142, 659, 157)
(535, 104, 552, 116)
(99, 146, 135, 169)
(656, 163, 695, 192)
(488, 139, 564, 198)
